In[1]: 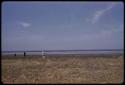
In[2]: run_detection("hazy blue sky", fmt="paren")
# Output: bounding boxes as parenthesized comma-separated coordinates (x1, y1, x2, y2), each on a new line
(2, 1, 124, 51)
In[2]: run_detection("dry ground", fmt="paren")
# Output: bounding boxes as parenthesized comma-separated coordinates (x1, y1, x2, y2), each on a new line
(1, 54, 124, 84)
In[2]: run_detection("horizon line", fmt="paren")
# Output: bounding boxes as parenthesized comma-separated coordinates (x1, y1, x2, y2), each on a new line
(2, 49, 124, 53)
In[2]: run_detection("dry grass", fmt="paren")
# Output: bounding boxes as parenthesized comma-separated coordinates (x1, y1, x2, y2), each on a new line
(1, 54, 124, 84)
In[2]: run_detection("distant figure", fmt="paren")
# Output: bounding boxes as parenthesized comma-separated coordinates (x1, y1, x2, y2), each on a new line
(42, 50, 46, 59)
(24, 52, 26, 56)
(14, 53, 16, 56)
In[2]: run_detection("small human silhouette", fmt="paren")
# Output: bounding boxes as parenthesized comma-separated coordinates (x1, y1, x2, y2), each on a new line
(24, 52, 26, 56)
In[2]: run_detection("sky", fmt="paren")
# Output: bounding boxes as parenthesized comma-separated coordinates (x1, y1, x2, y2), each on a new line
(2, 1, 124, 51)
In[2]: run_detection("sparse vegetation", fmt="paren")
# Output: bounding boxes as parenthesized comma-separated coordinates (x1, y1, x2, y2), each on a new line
(2, 54, 124, 84)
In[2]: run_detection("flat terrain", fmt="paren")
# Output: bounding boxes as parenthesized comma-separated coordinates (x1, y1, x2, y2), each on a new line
(1, 54, 124, 84)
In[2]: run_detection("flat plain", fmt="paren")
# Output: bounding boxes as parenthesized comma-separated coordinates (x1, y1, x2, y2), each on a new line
(1, 54, 124, 84)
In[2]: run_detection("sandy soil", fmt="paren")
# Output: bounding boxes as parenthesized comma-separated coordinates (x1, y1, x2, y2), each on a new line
(1, 54, 124, 84)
